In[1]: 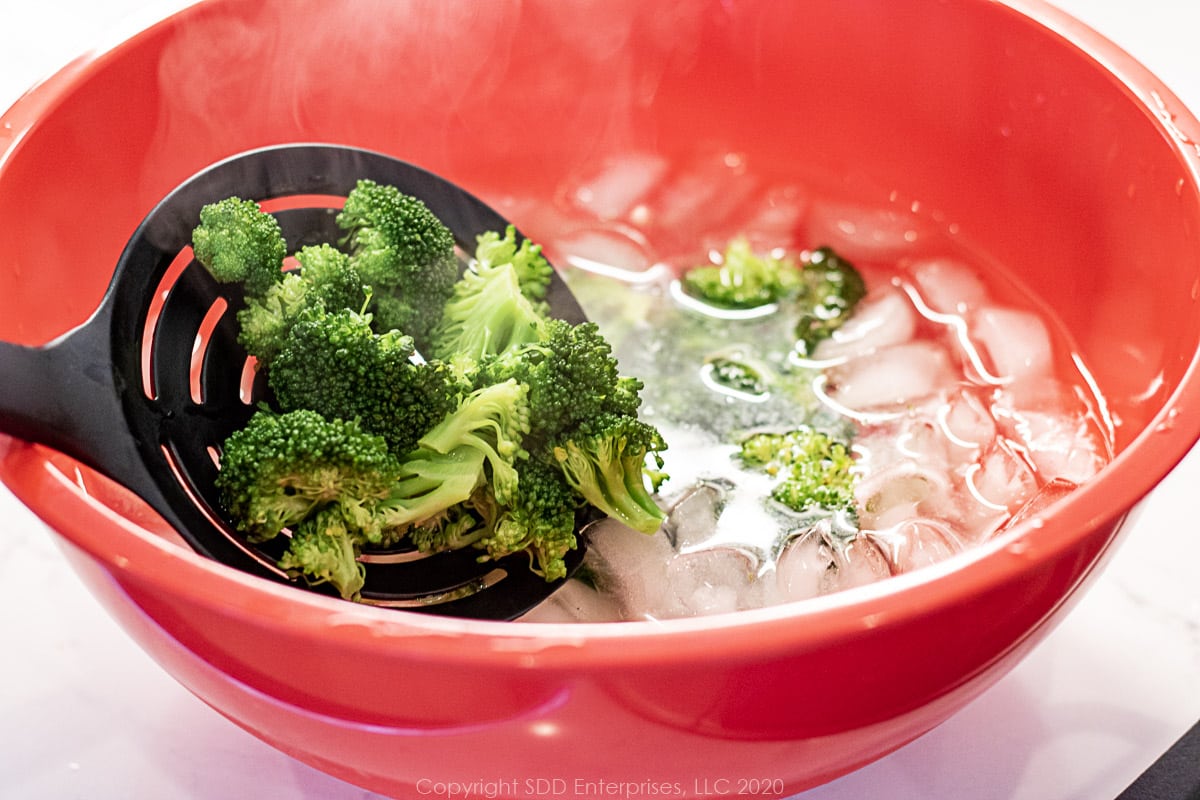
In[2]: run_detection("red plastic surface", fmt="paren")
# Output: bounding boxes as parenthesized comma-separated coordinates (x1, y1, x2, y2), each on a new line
(2, 0, 1199, 796)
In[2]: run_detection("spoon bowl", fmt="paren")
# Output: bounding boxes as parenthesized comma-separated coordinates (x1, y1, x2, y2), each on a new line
(0, 143, 589, 620)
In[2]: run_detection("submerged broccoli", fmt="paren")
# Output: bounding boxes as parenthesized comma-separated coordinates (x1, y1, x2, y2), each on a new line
(199, 181, 669, 601)
(737, 427, 858, 521)
(336, 179, 459, 346)
(681, 236, 800, 310)
(192, 197, 287, 297)
(793, 246, 867, 357)
(679, 238, 866, 357)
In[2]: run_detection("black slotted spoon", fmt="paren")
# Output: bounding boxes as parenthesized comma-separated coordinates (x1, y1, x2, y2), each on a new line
(0, 143, 591, 620)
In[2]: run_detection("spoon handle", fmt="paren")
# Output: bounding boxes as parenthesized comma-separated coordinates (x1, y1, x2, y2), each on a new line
(0, 323, 148, 495)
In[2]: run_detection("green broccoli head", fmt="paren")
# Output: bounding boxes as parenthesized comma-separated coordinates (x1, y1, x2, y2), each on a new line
(406, 505, 487, 554)
(235, 245, 368, 365)
(268, 307, 461, 456)
(680, 236, 800, 310)
(476, 457, 580, 581)
(192, 197, 287, 297)
(415, 378, 531, 507)
(478, 318, 631, 442)
(336, 179, 459, 344)
(737, 427, 858, 519)
(552, 412, 668, 534)
(215, 409, 402, 542)
(428, 247, 548, 367)
(278, 507, 367, 600)
(475, 225, 554, 305)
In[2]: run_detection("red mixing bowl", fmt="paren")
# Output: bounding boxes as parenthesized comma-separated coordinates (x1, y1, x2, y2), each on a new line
(2, 0, 1199, 796)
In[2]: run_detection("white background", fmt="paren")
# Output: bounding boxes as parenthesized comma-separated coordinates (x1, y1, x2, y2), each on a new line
(1, 1, 1198, 798)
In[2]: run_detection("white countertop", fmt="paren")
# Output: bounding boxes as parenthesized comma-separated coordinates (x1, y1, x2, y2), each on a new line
(2, 2, 1198, 798)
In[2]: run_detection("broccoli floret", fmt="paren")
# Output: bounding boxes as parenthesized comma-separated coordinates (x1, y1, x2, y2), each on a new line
(192, 197, 287, 298)
(336, 179, 458, 345)
(268, 307, 460, 456)
(215, 409, 402, 542)
(793, 246, 866, 357)
(478, 318, 624, 442)
(278, 507, 366, 600)
(737, 427, 858, 519)
(703, 354, 770, 398)
(552, 413, 668, 534)
(680, 236, 800, 310)
(475, 224, 554, 306)
(428, 236, 549, 366)
(237, 244, 368, 364)
(202, 186, 673, 596)
(411, 378, 530, 507)
(406, 505, 487, 554)
(477, 457, 579, 581)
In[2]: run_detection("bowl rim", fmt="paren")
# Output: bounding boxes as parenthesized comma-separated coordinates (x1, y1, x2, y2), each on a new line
(2, 0, 1200, 667)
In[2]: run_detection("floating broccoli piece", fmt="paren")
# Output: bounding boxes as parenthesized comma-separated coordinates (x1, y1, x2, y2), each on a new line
(336, 179, 458, 345)
(680, 236, 800, 310)
(793, 246, 867, 357)
(737, 427, 858, 520)
(704, 354, 770, 398)
(269, 307, 460, 457)
(215, 409, 402, 542)
(237, 244, 368, 364)
(553, 412, 668, 534)
(192, 197, 287, 298)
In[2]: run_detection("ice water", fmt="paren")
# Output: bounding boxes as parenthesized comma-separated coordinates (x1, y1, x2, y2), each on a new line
(516, 149, 1112, 623)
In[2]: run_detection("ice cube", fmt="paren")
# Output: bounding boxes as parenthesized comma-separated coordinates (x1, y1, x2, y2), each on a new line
(961, 438, 1038, 540)
(868, 518, 963, 574)
(969, 305, 1053, 384)
(805, 198, 931, 260)
(824, 341, 955, 413)
(663, 480, 729, 552)
(1011, 409, 1106, 484)
(907, 257, 990, 316)
(584, 519, 676, 620)
(568, 152, 669, 220)
(811, 286, 917, 363)
(737, 184, 810, 250)
(774, 525, 834, 603)
(855, 460, 956, 531)
(938, 387, 997, 454)
(662, 547, 762, 618)
(555, 226, 659, 279)
(825, 535, 893, 593)
(1002, 476, 1079, 531)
